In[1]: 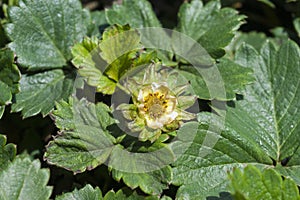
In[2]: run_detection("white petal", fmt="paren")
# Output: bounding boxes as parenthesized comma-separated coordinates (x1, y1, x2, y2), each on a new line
(145, 117, 164, 129)
(158, 111, 178, 124)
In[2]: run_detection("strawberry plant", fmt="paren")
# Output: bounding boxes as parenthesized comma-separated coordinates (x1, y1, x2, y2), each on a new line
(0, 0, 300, 199)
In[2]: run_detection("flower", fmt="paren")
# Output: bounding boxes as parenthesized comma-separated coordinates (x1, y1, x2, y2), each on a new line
(137, 82, 178, 129)
(117, 63, 196, 142)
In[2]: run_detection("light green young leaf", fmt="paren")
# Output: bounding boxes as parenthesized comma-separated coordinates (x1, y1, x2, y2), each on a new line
(100, 24, 141, 81)
(71, 36, 116, 94)
(176, 0, 245, 58)
(72, 25, 155, 94)
(229, 165, 300, 200)
(11, 69, 75, 118)
(56, 184, 103, 200)
(105, 0, 161, 28)
(104, 188, 158, 200)
(172, 40, 300, 199)
(45, 98, 116, 173)
(0, 134, 16, 171)
(5, 0, 87, 70)
(178, 58, 254, 100)
(111, 166, 172, 195)
(0, 155, 52, 200)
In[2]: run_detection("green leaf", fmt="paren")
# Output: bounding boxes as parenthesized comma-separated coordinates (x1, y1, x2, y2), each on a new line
(0, 134, 16, 171)
(11, 69, 75, 118)
(105, 0, 161, 28)
(87, 11, 108, 37)
(0, 106, 4, 118)
(294, 18, 300, 38)
(178, 58, 254, 100)
(104, 188, 158, 200)
(176, 0, 245, 58)
(257, 0, 276, 8)
(5, 0, 87, 70)
(0, 49, 20, 94)
(227, 32, 267, 55)
(105, 0, 173, 64)
(0, 49, 21, 117)
(0, 155, 52, 200)
(100, 24, 141, 81)
(172, 40, 300, 199)
(0, 24, 9, 48)
(0, 81, 12, 105)
(229, 165, 300, 200)
(56, 184, 103, 200)
(71, 25, 155, 94)
(45, 98, 115, 173)
(234, 41, 300, 160)
(111, 166, 172, 195)
(172, 120, 270, 200)
(71, 36, 116, 94)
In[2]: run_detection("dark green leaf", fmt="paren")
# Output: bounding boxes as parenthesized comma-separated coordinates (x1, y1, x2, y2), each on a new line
(0, 49, 20, 95)
(176, 0, 245, 58)
(172, 40, 300, 199)
(86, 10, 108, 37)
(229, 165, 300, 200)
(294, 18, 300, 38)
(235, 41, 300, 160)
(5, 0, 87, 70)
(0, 24, 9, 48)
(111, 166, 172, 195)
(0, 134, 16, 171)
(0, 49, 20, 117)
(45, 98, 115, 173)
(172, 120, 270, 199)
(0, 81, 11, 105)
(0, 155, 52, 200)
(56, 184, 103, 200)
(227, 32, 267, 55)
(178, 58, 254, 100)
(104, 188, 158, 200)
(11, 69, 75, 118)
(105, 0, 161, 28)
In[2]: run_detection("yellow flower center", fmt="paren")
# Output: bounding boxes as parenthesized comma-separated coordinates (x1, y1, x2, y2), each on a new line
(143, 92, 168, 119)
